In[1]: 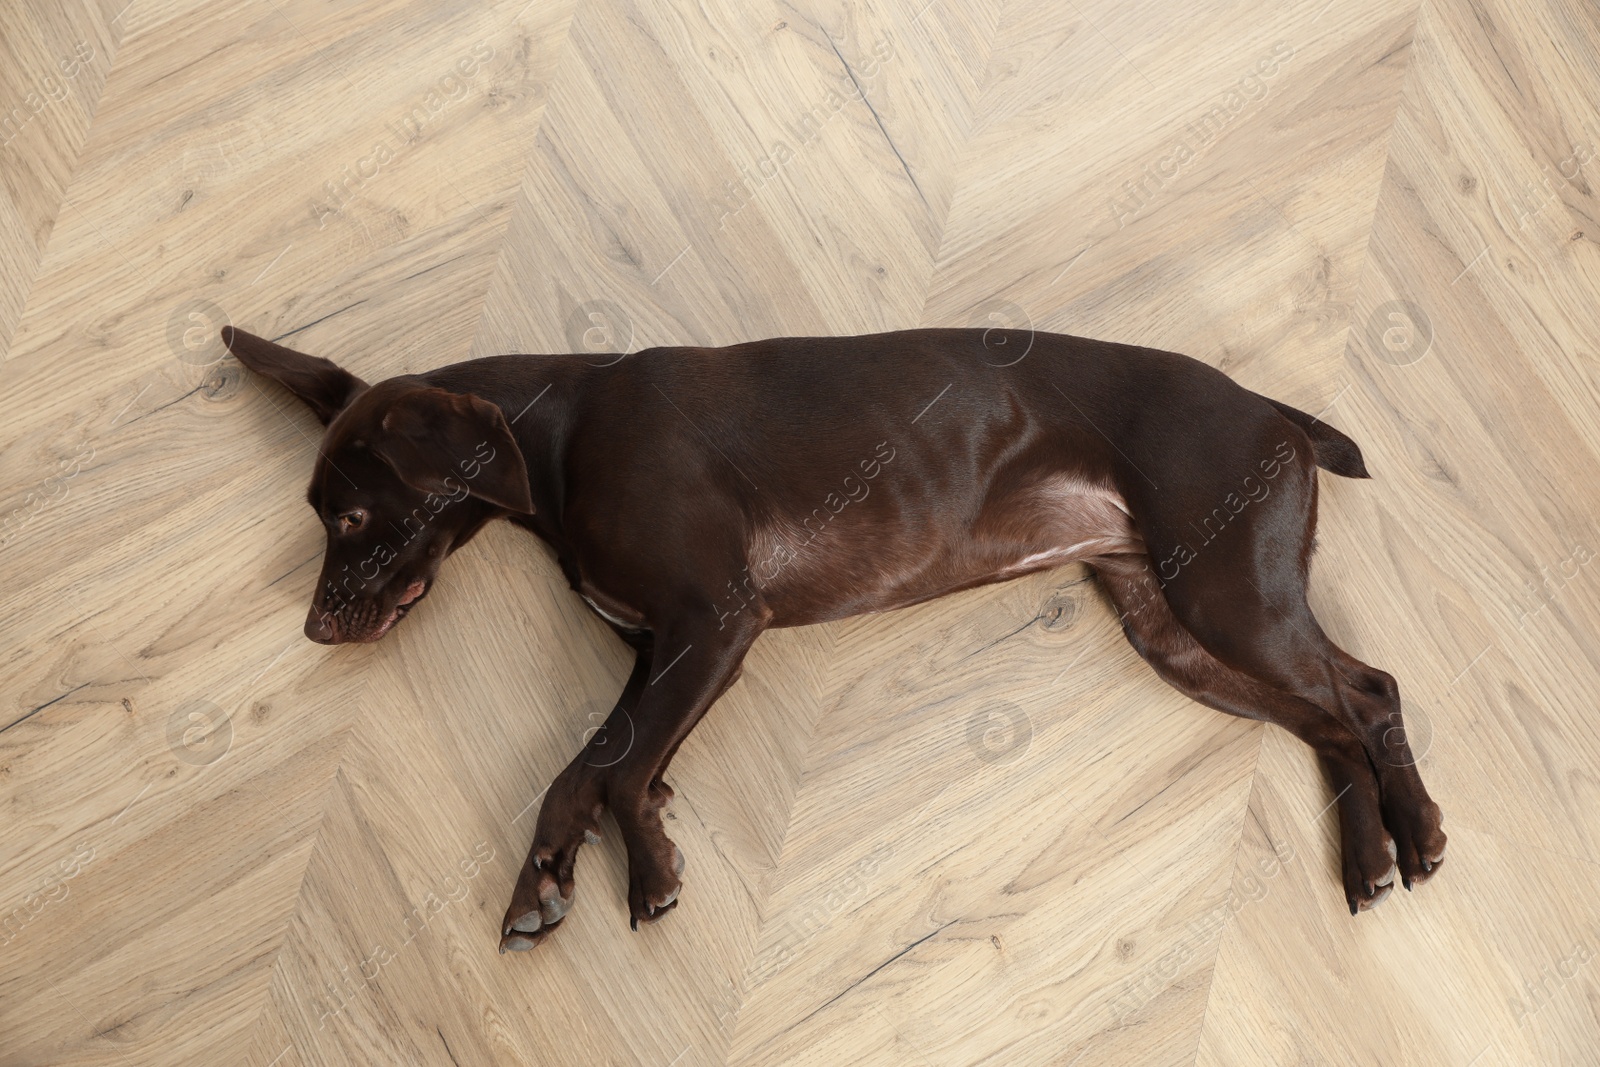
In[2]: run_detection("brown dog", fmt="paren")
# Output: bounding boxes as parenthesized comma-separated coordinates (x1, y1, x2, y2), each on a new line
(222, 323, 1445, 950)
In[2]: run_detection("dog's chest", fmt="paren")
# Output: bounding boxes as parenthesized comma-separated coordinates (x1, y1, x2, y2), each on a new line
(577, 584, 647, 631)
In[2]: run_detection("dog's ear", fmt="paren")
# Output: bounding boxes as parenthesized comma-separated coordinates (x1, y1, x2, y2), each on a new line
(222, 327, 366, 425)
(373, 387, 534, 514)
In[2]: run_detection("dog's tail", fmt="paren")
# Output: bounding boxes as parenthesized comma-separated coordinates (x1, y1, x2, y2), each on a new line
(1259, 395, 1370, 479)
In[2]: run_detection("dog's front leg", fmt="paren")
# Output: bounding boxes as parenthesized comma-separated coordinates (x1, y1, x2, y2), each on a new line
(500, 609, 764, 948)
(500, 646, 652, 952)
(607, 608, 765, 931)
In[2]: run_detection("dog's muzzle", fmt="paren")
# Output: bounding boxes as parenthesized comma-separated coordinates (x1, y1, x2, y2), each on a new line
(305, 579, 429, 644)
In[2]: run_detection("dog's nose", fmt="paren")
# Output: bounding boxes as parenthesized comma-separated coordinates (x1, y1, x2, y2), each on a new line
(304, 607, 339, 644)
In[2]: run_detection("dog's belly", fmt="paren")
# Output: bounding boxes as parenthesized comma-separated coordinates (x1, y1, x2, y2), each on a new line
(749, 473, 1145, 627)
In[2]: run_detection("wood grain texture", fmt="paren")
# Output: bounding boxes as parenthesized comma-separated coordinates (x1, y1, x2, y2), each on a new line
(2, 0, 1597, 1063)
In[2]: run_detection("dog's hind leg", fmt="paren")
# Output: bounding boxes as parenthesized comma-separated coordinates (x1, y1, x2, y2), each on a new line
(1311, 646, 1446, 889)
(1093, 554, 1400, 913)
(1118, 423, 1446, 901)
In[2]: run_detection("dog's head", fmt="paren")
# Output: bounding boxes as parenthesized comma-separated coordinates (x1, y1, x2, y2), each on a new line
(223, 327, 533, 644)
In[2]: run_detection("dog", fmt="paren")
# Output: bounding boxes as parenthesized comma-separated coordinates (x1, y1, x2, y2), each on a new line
(222, 323, 1446, 951)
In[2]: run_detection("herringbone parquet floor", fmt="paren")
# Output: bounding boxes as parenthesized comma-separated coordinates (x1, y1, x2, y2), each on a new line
(4, 0, 1599, 1064)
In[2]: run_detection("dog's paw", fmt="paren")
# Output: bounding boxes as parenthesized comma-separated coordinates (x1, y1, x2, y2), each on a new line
(1386, 797, 1447, 890)
(1343, 832, 1398, 914)
(500, 867, 572, 951)
(628, 843, 686, 930)
(1330, 773, 1398, 915)
(500, 835, 595, 953)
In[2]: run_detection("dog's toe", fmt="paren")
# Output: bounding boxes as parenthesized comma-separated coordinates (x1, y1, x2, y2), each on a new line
(1359, 881, 1394, 911)
(1344, 831, 1399, 915)
(1369, 835, 1398, 894)
(500, 933, 542, 953)
(499, 908, 554, 953)
(538, 877, 573, 924)
(500, 848, 579, 953)
(1388, 798, 1448, 889)
(627, 844, 685, 930)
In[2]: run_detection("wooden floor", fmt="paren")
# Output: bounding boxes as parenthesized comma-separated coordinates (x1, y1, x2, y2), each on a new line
(4, 0, 1599, 1063)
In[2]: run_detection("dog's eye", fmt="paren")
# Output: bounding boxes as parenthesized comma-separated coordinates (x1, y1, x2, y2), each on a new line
(337, 510, 367, 532)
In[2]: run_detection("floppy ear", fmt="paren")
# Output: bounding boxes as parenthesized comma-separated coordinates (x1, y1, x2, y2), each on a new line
(373, 387, 535, 514)
(221, 326, 366, 425)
